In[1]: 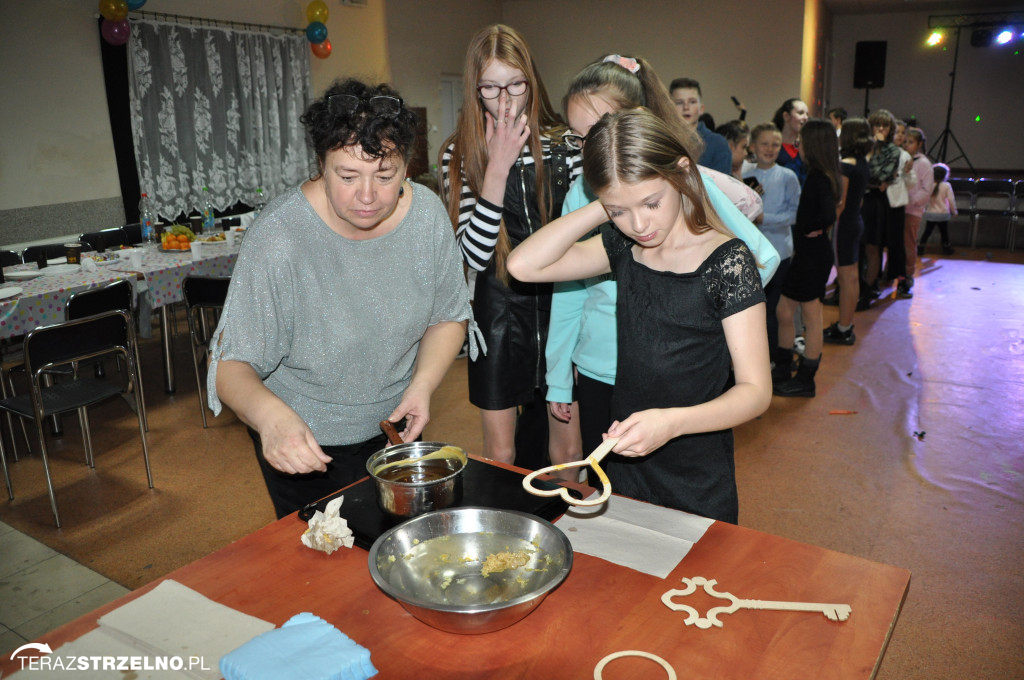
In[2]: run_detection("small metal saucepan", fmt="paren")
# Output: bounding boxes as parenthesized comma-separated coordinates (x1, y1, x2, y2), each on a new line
(366, 421, 467, 519)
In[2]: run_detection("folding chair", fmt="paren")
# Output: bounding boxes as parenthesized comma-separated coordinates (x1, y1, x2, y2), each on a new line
(1011, 180, 1023, 251)
(970, 179, 1014, 249)
(0, 310, 153, 527)
(121, 223, 143, 245)
(80, 227, 130, 252)
(66, 279, 148, 432)
(22, 243, 90, 264)
(0, 250, 20, 268)
(182, 276, 231, 428)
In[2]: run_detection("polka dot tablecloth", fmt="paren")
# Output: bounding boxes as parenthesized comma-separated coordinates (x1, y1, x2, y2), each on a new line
(0, 243, 238, 340)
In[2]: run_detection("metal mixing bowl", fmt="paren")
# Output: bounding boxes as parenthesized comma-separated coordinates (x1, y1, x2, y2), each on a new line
(368, 507, 573, 634)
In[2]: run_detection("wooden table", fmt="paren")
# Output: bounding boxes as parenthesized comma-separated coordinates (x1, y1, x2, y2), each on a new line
(0, 464, 910, 679)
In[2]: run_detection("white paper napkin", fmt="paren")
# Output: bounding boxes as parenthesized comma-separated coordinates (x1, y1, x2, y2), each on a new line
(555, 494, 714, 579)
(95, 580, 275, 680)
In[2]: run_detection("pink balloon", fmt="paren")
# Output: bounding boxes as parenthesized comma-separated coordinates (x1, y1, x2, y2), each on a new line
(101, 18, 131, 46)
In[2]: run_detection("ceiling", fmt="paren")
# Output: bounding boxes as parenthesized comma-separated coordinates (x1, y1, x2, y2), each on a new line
(822, 0, 1024, 15)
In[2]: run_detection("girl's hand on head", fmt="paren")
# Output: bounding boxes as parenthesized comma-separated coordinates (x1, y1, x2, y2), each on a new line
(605, 410, 676, 458)
(484, 92, 530, 171)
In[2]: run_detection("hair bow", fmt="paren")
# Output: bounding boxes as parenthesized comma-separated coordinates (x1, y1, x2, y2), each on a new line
(603, 54, 640, 74)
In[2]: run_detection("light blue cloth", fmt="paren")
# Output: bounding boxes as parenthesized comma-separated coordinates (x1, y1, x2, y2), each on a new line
(220, 612, 377, 680)
(544, 174, 780, 403)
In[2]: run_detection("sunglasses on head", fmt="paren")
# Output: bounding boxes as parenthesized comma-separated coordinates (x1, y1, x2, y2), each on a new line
(328, 94, 404, 118)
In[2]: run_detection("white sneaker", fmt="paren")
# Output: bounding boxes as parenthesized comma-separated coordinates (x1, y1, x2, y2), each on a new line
(793, 336, 806, 356)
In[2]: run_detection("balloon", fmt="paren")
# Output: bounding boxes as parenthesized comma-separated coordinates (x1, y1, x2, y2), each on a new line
(99, 0, 128, 22)
(306, 0, 328, 24)
(306, 21, 327, 44)
(311, 39, 332, 59)
(101, 18, 131, 46)
(126, 0, 147, 9)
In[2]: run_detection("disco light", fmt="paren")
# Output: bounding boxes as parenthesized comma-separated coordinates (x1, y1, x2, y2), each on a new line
(927, 31, 943, 46)
(996, 30, 1013, 44)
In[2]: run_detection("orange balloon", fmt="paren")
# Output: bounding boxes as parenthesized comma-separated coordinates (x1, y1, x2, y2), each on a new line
(306, 0, 328, 24)
(99, 0, 128, 22)
(311, 38, 332, 59)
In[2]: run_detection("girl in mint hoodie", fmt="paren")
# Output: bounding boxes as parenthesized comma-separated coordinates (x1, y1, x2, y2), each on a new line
(545, 54, 779, 458)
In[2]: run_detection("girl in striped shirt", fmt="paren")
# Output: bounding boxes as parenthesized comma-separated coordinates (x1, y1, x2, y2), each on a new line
(439, 24, 582, 469)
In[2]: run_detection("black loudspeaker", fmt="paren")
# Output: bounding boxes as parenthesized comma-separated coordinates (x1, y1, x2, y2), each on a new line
(854, 41, 887, 89)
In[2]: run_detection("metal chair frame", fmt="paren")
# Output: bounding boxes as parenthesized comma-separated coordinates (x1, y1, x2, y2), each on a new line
(66, 279, 148, 433)
(79, 227, 131, 252)
(969, 178, 1014, 249)
(182, 276, 231, 428)
(0, 310, 152, 527)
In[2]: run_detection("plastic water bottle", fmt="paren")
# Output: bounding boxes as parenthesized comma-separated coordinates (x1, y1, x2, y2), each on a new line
(202, 187, 215, 234)
(254, 187, 266, 218)
(139, 193, 157, 243)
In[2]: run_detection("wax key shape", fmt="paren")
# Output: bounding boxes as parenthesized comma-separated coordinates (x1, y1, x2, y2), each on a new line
(661, 576, 852, 629)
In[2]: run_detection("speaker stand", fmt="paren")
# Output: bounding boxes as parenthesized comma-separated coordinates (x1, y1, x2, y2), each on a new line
(860, 87, 873, 117)
(927, 26, 975, 174)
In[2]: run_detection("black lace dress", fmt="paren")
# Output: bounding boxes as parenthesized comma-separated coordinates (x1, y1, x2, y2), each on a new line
(601, 231, 766, 523)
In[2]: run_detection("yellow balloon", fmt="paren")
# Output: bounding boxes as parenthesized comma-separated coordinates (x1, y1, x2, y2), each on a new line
(99, 0, 129, 22)
(306, 0, 328, 24)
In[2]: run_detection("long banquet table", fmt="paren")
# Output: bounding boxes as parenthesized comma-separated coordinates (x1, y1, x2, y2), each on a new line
(0, 457, 910, 679)
(0, 242, 238, 393)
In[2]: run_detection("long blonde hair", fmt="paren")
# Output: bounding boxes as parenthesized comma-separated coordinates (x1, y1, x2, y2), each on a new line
(439, 24, 567, 280)
(584, 108, 734, 240)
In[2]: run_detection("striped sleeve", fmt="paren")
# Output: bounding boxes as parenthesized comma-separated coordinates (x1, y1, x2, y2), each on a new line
(441, 139, 583, 272)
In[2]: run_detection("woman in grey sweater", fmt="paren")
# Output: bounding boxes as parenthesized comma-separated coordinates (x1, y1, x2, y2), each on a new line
(210, 80, 470, 518)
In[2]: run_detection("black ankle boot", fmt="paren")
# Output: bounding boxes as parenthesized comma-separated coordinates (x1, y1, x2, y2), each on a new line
(771, 346, 794, 385)
(774, 356, 819, 398)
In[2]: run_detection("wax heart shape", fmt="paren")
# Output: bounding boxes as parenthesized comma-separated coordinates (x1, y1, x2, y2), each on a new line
(521, 437, 618, 507)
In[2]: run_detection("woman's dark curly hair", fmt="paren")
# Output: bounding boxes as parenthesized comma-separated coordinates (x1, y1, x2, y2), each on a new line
(301, 79, 418, 179)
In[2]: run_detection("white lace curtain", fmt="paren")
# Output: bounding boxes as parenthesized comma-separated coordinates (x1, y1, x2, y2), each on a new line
(127, 19, 315, 220)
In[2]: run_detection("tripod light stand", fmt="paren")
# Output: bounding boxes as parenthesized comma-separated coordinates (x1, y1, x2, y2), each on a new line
(928, 25, 976, 174)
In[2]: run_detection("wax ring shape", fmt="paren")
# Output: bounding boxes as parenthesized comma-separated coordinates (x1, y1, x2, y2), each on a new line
(594, 650, 677, 680)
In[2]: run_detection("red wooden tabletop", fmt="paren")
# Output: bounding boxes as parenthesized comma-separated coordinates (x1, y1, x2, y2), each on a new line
(1, 461, 909, 679)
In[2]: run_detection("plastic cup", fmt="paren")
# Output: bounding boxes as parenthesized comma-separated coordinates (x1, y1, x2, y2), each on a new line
(65, 243, 83, 265)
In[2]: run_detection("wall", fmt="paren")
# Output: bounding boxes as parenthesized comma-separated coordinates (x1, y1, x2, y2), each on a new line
(0, 0, 389, 243)
(502, 0, 806, 132)
(385, 0, 502, 174)
(828, 6, 1024, 172)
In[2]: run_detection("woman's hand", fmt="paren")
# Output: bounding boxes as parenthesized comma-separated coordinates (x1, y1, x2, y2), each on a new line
(484, 91, 530, 173)
(258, 407, 332, 474)
(388, 383, 432, 443)
(549, 401, 573, 423)
(606, 409, 678, 458)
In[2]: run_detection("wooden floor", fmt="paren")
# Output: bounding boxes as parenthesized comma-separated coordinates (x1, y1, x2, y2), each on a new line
(1, 247, 1022, 679)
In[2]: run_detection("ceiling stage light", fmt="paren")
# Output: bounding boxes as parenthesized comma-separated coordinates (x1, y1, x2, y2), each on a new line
(927, 31, 943, 46)
(995, 30, 1013, 44)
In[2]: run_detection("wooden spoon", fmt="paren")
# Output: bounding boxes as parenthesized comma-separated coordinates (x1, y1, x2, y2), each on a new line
(522, 437, 619, 507)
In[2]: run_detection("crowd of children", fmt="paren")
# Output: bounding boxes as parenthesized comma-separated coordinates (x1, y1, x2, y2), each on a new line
(429, 25, 953, 521)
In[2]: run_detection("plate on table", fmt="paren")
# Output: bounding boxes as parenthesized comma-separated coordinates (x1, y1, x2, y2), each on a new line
(0, 286, 23, 301)
(83, 253, 120, 265)
(3, 270, 42, 281)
